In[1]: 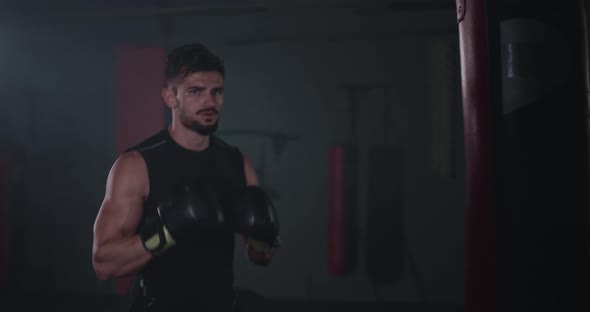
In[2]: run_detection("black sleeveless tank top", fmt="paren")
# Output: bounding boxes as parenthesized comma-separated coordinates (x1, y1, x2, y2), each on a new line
(126, 128, 246, 311)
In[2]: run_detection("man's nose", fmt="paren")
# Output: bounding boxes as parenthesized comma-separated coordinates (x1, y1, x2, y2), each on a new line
(204, 93, 219, 107)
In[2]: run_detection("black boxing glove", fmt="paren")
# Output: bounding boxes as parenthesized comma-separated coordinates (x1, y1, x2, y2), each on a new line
(140, 184, 225, 255)
(232, 186, 281, 254)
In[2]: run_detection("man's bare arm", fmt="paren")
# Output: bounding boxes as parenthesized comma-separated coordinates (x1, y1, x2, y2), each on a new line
(243, 155, 258, 186)
(238, 155, 259, 246)
(239, 154, 278, 266)
(92, 151, 152, 280)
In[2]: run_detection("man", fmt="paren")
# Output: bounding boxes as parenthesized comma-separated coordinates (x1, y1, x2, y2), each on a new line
(92, 43, 280, 312)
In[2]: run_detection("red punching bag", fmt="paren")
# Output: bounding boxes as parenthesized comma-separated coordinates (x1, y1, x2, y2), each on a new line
(328, 87, 361, 276)
(328, 145, 358, 276)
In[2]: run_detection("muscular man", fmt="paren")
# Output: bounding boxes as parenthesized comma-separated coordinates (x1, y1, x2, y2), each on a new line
(92, 43, 280, 312)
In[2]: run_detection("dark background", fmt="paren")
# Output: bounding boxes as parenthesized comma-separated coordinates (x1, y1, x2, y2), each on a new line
(0, 0, 472, 310)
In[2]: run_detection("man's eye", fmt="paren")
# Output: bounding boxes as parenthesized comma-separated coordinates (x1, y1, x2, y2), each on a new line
(213, 90, 224, 95)
(189, 89, 200, 94)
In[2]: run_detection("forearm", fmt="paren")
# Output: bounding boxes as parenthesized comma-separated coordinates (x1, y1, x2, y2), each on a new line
(93, 235, 151, 280)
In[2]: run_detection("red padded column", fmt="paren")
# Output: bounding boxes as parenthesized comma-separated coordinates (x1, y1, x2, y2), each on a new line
(115, 46, 166, 295)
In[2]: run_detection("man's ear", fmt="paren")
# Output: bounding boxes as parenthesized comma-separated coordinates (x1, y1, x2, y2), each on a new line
(161, 87, 178, 109)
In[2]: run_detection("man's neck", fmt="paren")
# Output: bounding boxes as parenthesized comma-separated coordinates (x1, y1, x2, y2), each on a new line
(168, 124, 210, 151)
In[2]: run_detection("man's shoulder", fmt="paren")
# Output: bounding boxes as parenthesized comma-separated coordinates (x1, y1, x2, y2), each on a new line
(124, 129, 170, 154)
(112, 150, 148, 179)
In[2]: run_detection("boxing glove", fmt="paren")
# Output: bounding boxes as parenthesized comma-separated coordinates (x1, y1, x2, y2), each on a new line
(231, 186, 281, 253)
(140, 183, 225, 255)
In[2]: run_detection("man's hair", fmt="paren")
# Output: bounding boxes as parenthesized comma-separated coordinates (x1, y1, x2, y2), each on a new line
(165, 43, 225, 89)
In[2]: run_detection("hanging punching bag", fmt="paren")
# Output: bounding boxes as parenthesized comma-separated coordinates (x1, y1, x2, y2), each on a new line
(457, 1, 495, 311)
(496, 1, 590, 311)
(458, 0, 590, 311)
(328, 88, 361, 276)
(328, 145, 358, 276)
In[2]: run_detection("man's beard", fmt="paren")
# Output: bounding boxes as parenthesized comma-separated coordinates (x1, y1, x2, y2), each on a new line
(179, 107, 220, 136)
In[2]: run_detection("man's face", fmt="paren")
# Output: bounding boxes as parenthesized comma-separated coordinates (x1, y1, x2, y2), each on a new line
(173, 71, 224, 135)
